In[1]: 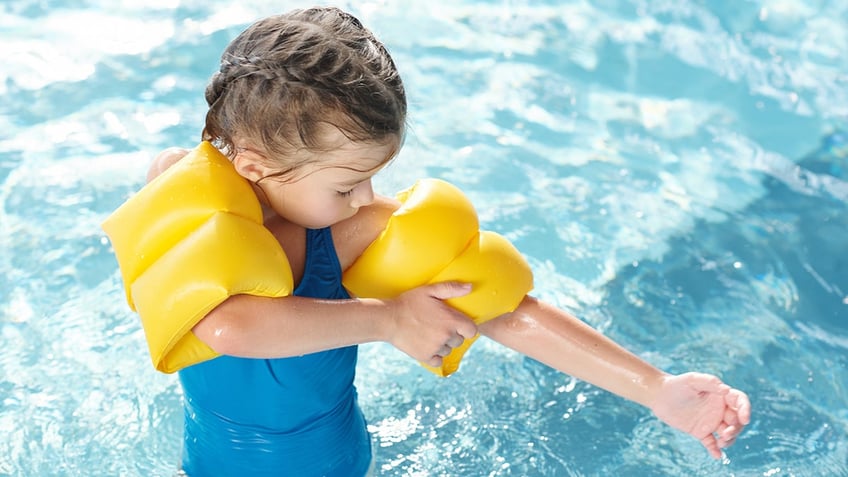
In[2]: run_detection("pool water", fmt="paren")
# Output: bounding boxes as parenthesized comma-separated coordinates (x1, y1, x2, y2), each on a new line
(1, 1, 846, 476)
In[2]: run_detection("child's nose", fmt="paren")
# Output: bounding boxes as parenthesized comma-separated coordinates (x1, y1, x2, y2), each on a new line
(350, 179, 375, 208)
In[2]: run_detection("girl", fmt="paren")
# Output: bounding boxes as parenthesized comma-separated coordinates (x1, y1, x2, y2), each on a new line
(144, 7, 750, 476)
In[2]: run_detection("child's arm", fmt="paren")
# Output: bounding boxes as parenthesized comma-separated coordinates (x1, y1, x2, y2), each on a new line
(479, 296, 751, 459)
(194, 282, 477, 369)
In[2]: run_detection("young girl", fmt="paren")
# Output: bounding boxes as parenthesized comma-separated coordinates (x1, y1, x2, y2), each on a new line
(136, 6, 749, 476)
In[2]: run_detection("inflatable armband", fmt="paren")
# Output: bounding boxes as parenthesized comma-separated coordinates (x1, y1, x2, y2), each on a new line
(102, 142, 293, 373)
(343, 179, 533, 377)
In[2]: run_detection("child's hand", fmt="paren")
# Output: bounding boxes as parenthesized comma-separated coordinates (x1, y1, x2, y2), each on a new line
(386, 281, 478, 368)
(650, 372, 751, 459)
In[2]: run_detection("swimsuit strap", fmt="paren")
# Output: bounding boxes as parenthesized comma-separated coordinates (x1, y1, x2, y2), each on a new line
(295, 227, 350, 300)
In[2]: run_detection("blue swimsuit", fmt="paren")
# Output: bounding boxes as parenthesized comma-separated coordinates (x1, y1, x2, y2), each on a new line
(179, 227, 371, 476)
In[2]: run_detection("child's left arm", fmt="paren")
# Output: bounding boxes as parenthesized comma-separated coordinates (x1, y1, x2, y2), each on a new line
(479, 295, 751, 459)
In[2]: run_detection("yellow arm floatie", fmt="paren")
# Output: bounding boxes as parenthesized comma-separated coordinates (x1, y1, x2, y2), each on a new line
(343, 179, 534, 377)
(101, 142, 294, 373)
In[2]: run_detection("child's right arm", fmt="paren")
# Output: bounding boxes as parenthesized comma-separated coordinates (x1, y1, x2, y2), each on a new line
(194, 283, 477, 368)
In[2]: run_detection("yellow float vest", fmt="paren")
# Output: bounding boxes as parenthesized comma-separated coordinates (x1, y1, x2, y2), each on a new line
(343, 179, 534, 377)
(101, 142, 294, 373)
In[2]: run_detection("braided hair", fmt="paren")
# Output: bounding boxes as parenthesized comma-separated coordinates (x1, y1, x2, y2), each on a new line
(203, 7, 407, 175)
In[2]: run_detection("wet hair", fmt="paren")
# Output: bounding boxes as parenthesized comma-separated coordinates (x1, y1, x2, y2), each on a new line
(202, 7, 407, 177)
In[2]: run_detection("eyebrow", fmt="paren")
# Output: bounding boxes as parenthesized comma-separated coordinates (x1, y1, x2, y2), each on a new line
(335, 174, 374, 188)
(337, 179, 363, 187)
(330, 159, 391, 186)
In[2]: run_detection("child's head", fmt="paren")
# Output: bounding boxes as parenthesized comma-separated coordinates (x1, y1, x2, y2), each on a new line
(202, 7, 407, 179)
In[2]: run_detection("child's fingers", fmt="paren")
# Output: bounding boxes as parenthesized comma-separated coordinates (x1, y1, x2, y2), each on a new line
(445, 333, 465, 348)
(717, 425, 739, 448)
(427, 281, 472, 300)
(424, 281, 478, 338)
(700, 434, 722, 460)
(727, 389, 752, 425)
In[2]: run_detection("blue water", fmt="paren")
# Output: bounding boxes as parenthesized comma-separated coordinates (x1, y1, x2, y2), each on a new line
(1, 1, 846, 476)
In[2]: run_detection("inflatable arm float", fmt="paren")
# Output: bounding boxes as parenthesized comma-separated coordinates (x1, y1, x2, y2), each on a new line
(101, 142, 293, 373)
(102, 142, 532, 377)
(342, 179, 534, 376)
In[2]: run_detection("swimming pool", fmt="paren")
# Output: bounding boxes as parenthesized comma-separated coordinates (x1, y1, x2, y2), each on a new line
(1, 0, 846, 475)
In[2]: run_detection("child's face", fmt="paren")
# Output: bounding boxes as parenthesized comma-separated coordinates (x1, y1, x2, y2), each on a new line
(239, 129, 397, 229)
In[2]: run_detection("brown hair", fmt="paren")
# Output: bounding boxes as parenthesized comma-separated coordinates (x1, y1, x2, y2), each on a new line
(202, 7, 407, 176)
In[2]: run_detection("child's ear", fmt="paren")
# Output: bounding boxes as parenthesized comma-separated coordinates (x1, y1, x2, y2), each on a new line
(232, 150, 271, 182)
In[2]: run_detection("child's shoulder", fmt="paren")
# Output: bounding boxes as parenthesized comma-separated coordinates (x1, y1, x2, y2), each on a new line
(333, 194, 400, 270)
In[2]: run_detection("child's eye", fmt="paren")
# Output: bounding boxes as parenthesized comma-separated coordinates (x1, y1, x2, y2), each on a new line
(337, 189, 353, 197)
